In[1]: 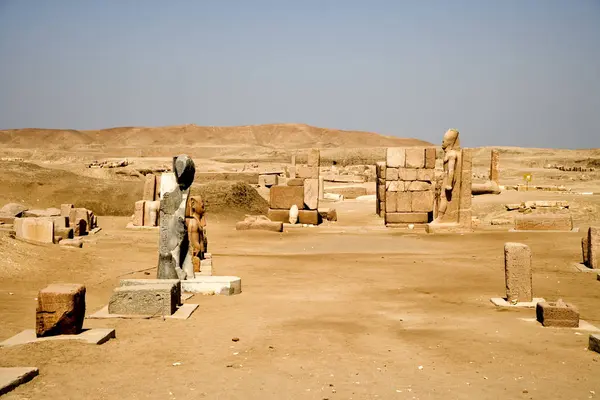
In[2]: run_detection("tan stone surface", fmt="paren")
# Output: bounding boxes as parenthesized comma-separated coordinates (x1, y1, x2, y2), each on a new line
(490, 149, 499, 183)
(376, 162, 386, 178)
(536, 301, 579, 327)
(407, 181, 432, 191)
(398, 168, 418, 181)
(307, 148, 320, 167)
(385, 167, 398, 181)
(287, 178, 304, 186)
(298, 210, 320, 225)
(405, 148, 425, 168)
(386, 181, 404, 192)
(60, 204, 74, 218)
(396, 192, 412, 212)
(297, 165, 319, 179)
(154, 174, 162, 200)
(385, 212, 428, 224)
(386, 148, 406, 168)
(416, 168, 435, 182)
(69, 208, 89, 236)
(144, 201, 160, 227)
(589, 227, 600, 269)
(411, 191, 434, 212)
(15, 218, 54, 244)
(514, 214, 573, 231)
(267, 209, 290, 223)
(270, 186, 304, 210)
(582, 236, 589, 266)
(36, 283, 86, 337)
(385, 192, 397, 212)
(303, 179, 319, 210)
(458, 149, 473, 227)
(425, 147, 436, 169)
(504, 242, 532, 303)
(133, 200, 145, 226)
(143, 174, 156, 201)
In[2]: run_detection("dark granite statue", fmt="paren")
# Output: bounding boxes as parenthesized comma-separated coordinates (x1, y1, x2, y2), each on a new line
(157, 155, 196, 280)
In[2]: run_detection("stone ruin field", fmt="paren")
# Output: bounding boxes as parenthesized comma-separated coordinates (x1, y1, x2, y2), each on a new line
(1, 124, 600, 399)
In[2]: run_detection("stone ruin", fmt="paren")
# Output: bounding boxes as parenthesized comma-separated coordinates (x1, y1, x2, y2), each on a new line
(536, 299, 580, 328)
(130, 173, 162, 228)
(36, 283, 86, 337)
(0, 202, 98, 248)
(472, 149, 501, 195)
(582, 226, 599, 269)
(267, 148, 322, 225)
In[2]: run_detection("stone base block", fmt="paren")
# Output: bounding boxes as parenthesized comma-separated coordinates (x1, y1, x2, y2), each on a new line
(385, 212, 428, 224)
(88, 304, 198, 320)
(236, 220, 283, 232)
(490, 297, 545, 308)
(108, 283, 178, 316)
(267, 209, 290, 223)
(590, 334, 600, 354)
(298, 210, 320, 225)
(0, 328, 115, 348)
(536, 301, 580, 327)
(59, 238, 83, 248)
(181, 276, 241, 296)
(426, 222, 473, 234)
(514, 214, 574, 231)
(270, 186, 304, 209)
(0, 367, 39, 396)
(36, 283, 86, 337)
(119, 279, 182, 305)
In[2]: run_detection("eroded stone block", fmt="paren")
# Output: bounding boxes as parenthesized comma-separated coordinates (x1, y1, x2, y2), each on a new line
(133, 200, 145, 226)
(108, 284, 177, 316)
(536, 300, 579, 327)
(287, 178, 304, 186)
(144, 200, 160, 227)
(267, 209, 290, 223)
(270, 186, 304, 210)
(411, 191, 434, 212)
(298, 210, 320, 225)
(407, 181, 432, 191)
(143, 174, 156, 201)
(396, 192, 412, 212)
(307, 148, 320, 167)
(416, 168, 435, 182)
(385, 167, 399, 181)
(385, 192, 397, 212)
(514, 214, 573, 231)
(405, 148, 425, 168)
(425, 147, 436, 169)
(304, 179, 319, 210)
(259, 174, 278, 187)
(589, 227, 600, 269)
(15, 218, 54, 243)
(386, 148, 405, 168)
(297, 165, 319, 179)
(398, 168, 418, 181)
(385, 212, 428, 224)
(60, 204, 74, 218)
(386, 181, 404, 192)
(36, 283, 86, 337)
(504, 242, 532, 303)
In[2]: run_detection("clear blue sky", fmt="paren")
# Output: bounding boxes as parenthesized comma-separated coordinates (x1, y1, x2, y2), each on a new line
(0, 0, 598, 148)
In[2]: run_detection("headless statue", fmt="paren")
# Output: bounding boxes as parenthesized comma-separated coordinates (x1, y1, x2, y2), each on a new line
(157, 155, 196, 280)
(434, 129, 460, 223)
(186, 195, 207, 273)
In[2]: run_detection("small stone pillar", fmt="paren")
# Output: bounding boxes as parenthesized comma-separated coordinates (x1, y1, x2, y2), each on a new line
(318, 176, 324, 200)
(582, 236, 589, 266)
(143, 174, 156, 201)
(36, 284, 86, 337)
(490, 149, 499, 184)
(504, 242, 532, 303)
(589, 227, 599, 269)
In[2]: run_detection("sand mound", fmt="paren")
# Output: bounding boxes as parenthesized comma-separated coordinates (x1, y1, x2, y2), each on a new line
(192, 181, 269, 218)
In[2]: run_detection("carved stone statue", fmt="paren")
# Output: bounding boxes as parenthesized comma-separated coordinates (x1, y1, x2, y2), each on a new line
(427, 129, 472, 233)
(185, 195, 207, 273)
(157, 155, 196, 280)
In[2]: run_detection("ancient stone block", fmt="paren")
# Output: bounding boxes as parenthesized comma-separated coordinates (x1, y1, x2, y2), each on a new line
(536, 300, 579, 327)
(407, 181, 432, 191)
(318, 176, 324, 200)
(144, 200, 160, 227)
(398, 168, 418, 181)
(55, 227, 74, 240)
(582, 236, 589, 266)
(386, 148, 406, 168)
(490, 149, 499, 184)
(119, 279, 181, 306)
(416, 168, 435, 182)
(385, 167, 399, 181)
(143, 174, 156, 201)
(270, 186, 304, 210)
(69, 208, 89, 235)
(377, 184, 386, 200)
(411, 191, 434, 212)
(298, 210, 320, 225)
(60, 204, 74, 218)
(379, 202, 385, 217)
(386, 181, 404, 192)
(133, 200, 145, 226)
(304, 179, 319, 210)
(0, 203, 27, 217)
(59, 238, 83, 248)
(36, 283, 86, 337)
(108, 284, 177, 316)
(155, 174, 162, 200)
(297, 165, 319, 179)
(396, 192, 412, 212)
(405, 148, 425, 168)
(287, 178, 304, 186)
(385, 192, 397, 212)
(514, 214, 573, 231)
(267, 209, 290, 223)
(504, 242, 532, 303)
(425, 147, 436, 169)
(385, 212, 428, 224)
(15, 218, 54, 243)
(376, 162, 386, 179)
(589, 227, 600, 269)
(307, 148, 320, 167)
(23, 208, 61, 218)
(590, 334, 600, 354)
(258, 174, 278, 187)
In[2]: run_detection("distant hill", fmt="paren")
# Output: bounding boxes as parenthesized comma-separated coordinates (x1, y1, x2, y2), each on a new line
(0, 123, 431, 151)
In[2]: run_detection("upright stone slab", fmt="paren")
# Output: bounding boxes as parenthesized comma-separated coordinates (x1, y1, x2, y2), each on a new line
(589, 227, 600, 269)
(15, 218, 54, 243)
(386, 148, 405, 168)
(36, 283, 86, 337)
(133, 200, 145, 226)
(108, 284, 177, 316)
(154, 174, 162, 200)
(582, 236, 589, 266)
(304, 178, 319, 210)
(157, 155, 195, 280)
(504, 243, 533, 303)
(490, 149, 499, 184)
(60, 204, 74, 219)
(69, 208, 89, 236)
(143, 174, 156, 201)
(144, 200, 160, 227)
(270, 186, 304, 210)
(307, 148, 320, 167)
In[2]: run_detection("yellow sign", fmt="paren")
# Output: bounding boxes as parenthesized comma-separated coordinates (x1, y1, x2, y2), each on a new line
(523, 174, 532, 182)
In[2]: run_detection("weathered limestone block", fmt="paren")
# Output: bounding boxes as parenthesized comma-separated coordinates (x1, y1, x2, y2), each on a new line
(270, 186, 304, 210)
(297, 165, 319, 179)
(155, 174, 162, 200)
(303, 179, 319, 210)
(398, 168, 418, 181)
(267, 209, 290, 223)
(385, 192, 397, 212)
(472, 181, 501, 195)
(36, 283, 86, 337)
(386, 181, 404, 192)
(60, 204, 74, 218)
(133, 200, 145, 226)
(379, 202, 385, 217)
(59, 238, 83, 248)
(536, 300, 579, 327)
(385, 212, 428, 224)
(407, 181, 432, 191)
(69, 208, 89, 236)
(258, 174, 278, 187)
(307, 148, 320, 167)
(144, 201, 160, 227)
(504, 242, 532, 303)
(287, 165, 297, 179)
(405, 148, 425, 168)
(55, 227, 74, 240)
(385, 168, 399, 181)
(490, 149, 499, 184)
(425, 147, 436, 169)
(590, 334, 600, 354)
(298, 210, 320, 225)
(416, 169, 435, 182)
(119, 279, 181, 305)
(377, 183, 386, 199)
(286, 178, 304, 186)
(589, 227, 600, 269)
(582, 236, 589, 266)
(14, 218, 54, 243)
(514, 214, 573, 231)
(386, 148, 406, 168)
(318, 176, 324, 200)
(108, 284, 177, 316)
(411, 191, 434, 212)
(143, 174, 157, 201)
(236, 215, 283, 232)
(376, 161, 386, 178)
(396, 192, 412, 212)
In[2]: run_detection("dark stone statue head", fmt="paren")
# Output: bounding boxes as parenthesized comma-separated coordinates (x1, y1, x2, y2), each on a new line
(172, 154, 195, 190)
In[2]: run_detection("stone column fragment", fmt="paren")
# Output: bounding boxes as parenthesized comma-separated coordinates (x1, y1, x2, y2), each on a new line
(490, 149, 499, 184)
(504, 242, 533, 303)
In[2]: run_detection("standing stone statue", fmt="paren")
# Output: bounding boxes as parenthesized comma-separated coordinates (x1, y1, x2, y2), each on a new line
(157, 155, 196, 280)
(427, 129, 472, 233)
(186, 195, 207, 273)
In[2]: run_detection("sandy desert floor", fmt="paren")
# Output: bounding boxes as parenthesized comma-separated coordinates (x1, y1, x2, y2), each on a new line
(2, 189, 600, 399)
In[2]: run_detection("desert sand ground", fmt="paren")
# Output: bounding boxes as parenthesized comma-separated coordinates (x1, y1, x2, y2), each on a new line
(1, 125, 600, 399)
